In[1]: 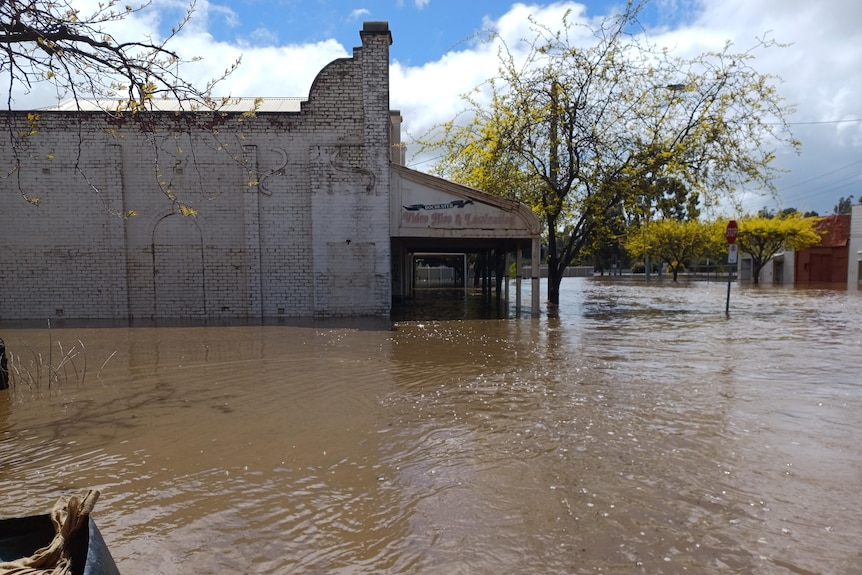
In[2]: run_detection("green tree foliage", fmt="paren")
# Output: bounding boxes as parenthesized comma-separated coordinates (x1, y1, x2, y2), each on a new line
(736, 214, 821, 284)
(421, 1, 799, 306)
(833, 195, 855, 215)
(586, 199, 628, 274)
(652, 178, 700, 221)
(624, 218, 723, 281)
(757, 206, 776, 218)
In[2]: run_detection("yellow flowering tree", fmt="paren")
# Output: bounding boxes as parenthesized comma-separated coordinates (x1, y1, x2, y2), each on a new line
(625, 218, 724, 281)
(421, 1, 799, 307)
(736, 214, 822, 284)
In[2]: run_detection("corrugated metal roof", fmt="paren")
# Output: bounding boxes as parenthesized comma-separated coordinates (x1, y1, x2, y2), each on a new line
(814, 214, 851, 247)
(44, 97, 305, 113)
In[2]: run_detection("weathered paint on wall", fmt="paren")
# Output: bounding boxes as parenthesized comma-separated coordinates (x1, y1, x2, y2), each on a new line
(849, 205, 862, 288)
(0, 23, 393, 320)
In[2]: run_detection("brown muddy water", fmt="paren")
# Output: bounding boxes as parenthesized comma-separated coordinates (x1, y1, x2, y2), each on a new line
(1, 278, 860, 574)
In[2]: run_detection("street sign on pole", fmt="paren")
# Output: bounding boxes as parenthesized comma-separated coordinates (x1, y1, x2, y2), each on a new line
(727, 244, 738, 264)
(725, 220, 738, 244)
(725, 220, 738, 316)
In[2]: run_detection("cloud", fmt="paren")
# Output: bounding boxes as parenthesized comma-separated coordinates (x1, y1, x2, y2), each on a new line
(683, 0, 862, 213)
(350, 8, 371, 20)
(390, 3, 614, 166)
(391, 0, 862, 214)
(171, 36, 349, 98)
(246, 26, 280, 47)
(206, 3, 241, 28)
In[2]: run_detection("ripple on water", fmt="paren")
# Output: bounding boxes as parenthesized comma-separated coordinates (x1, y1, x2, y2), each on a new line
(1, 281, 861, 574)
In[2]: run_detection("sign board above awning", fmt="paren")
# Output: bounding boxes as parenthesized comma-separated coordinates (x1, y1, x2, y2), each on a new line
(390, 164, 541, 240)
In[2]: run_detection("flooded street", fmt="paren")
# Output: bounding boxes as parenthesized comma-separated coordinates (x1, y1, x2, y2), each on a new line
(1, 279, 861, 574)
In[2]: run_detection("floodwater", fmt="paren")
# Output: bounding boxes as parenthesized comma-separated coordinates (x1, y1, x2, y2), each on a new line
(1, 278, 860, 574)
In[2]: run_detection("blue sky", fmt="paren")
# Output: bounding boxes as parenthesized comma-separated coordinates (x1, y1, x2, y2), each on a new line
(186, 0, 699, 66)
(215, 0, 508, 64)
(10, 0, 862, 216)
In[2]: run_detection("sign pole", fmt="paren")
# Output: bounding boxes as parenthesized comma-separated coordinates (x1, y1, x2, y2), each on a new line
(725, 220, 738, 316)
(725, 263, 732, 315)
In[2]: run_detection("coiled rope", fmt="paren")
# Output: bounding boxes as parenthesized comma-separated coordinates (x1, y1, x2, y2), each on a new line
(0, 490, 100, 575)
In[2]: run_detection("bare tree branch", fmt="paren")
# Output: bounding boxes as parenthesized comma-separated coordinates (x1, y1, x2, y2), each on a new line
(1, 0, 240, 112)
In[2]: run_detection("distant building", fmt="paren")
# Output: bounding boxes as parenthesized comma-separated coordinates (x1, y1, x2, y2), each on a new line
(849, 204, 862, 288)
(0, 22, 540, 321)
(739, 213, 856, 288)
(795, 214, 850, 284)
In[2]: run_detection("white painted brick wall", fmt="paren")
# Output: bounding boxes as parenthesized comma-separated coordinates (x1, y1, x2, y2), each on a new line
(0, 23, 393, 320)
(849, 204, 862, 287)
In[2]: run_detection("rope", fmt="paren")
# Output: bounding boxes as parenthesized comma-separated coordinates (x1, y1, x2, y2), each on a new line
(0, 490, 100, 575)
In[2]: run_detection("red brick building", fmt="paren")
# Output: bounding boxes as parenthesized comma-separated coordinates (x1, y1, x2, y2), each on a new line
(795, 215, 850, 285)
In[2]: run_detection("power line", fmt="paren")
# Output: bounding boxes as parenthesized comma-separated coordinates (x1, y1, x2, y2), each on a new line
(786, 117, 862, 126)
(780, 159, 862, 192)
(782, 175, 861, 206)
(776, 157, 862, 211)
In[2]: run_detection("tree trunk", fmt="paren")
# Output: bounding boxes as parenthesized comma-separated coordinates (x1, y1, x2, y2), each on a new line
(546, 215, 561, 307)
(751, 261, 762, 285)
(548, 260, 562, 307)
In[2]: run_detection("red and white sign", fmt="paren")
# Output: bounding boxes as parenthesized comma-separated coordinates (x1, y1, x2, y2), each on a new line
(725, 220, 738, 244)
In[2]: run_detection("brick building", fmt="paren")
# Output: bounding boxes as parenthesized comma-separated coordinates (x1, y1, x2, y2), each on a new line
(794, 214, 850, 285)
(0, 22, 540, 321)
(740, 212, 860, 288)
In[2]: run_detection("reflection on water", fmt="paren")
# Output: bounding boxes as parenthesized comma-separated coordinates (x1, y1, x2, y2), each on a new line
(391, 288, 514, 321)
(2, 279, 861, 574)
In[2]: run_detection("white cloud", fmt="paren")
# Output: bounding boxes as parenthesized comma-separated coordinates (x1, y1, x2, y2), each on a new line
(390, 2, 640, 168)
(171, 36, 348, 98)
(391, 3, 596, 151)
(1, 0, 348, 106)
(198, 2, 241, 29)
(245, 26, 279, 46)
(391, 0, 862, 214)
(682, 0, 862, 213)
